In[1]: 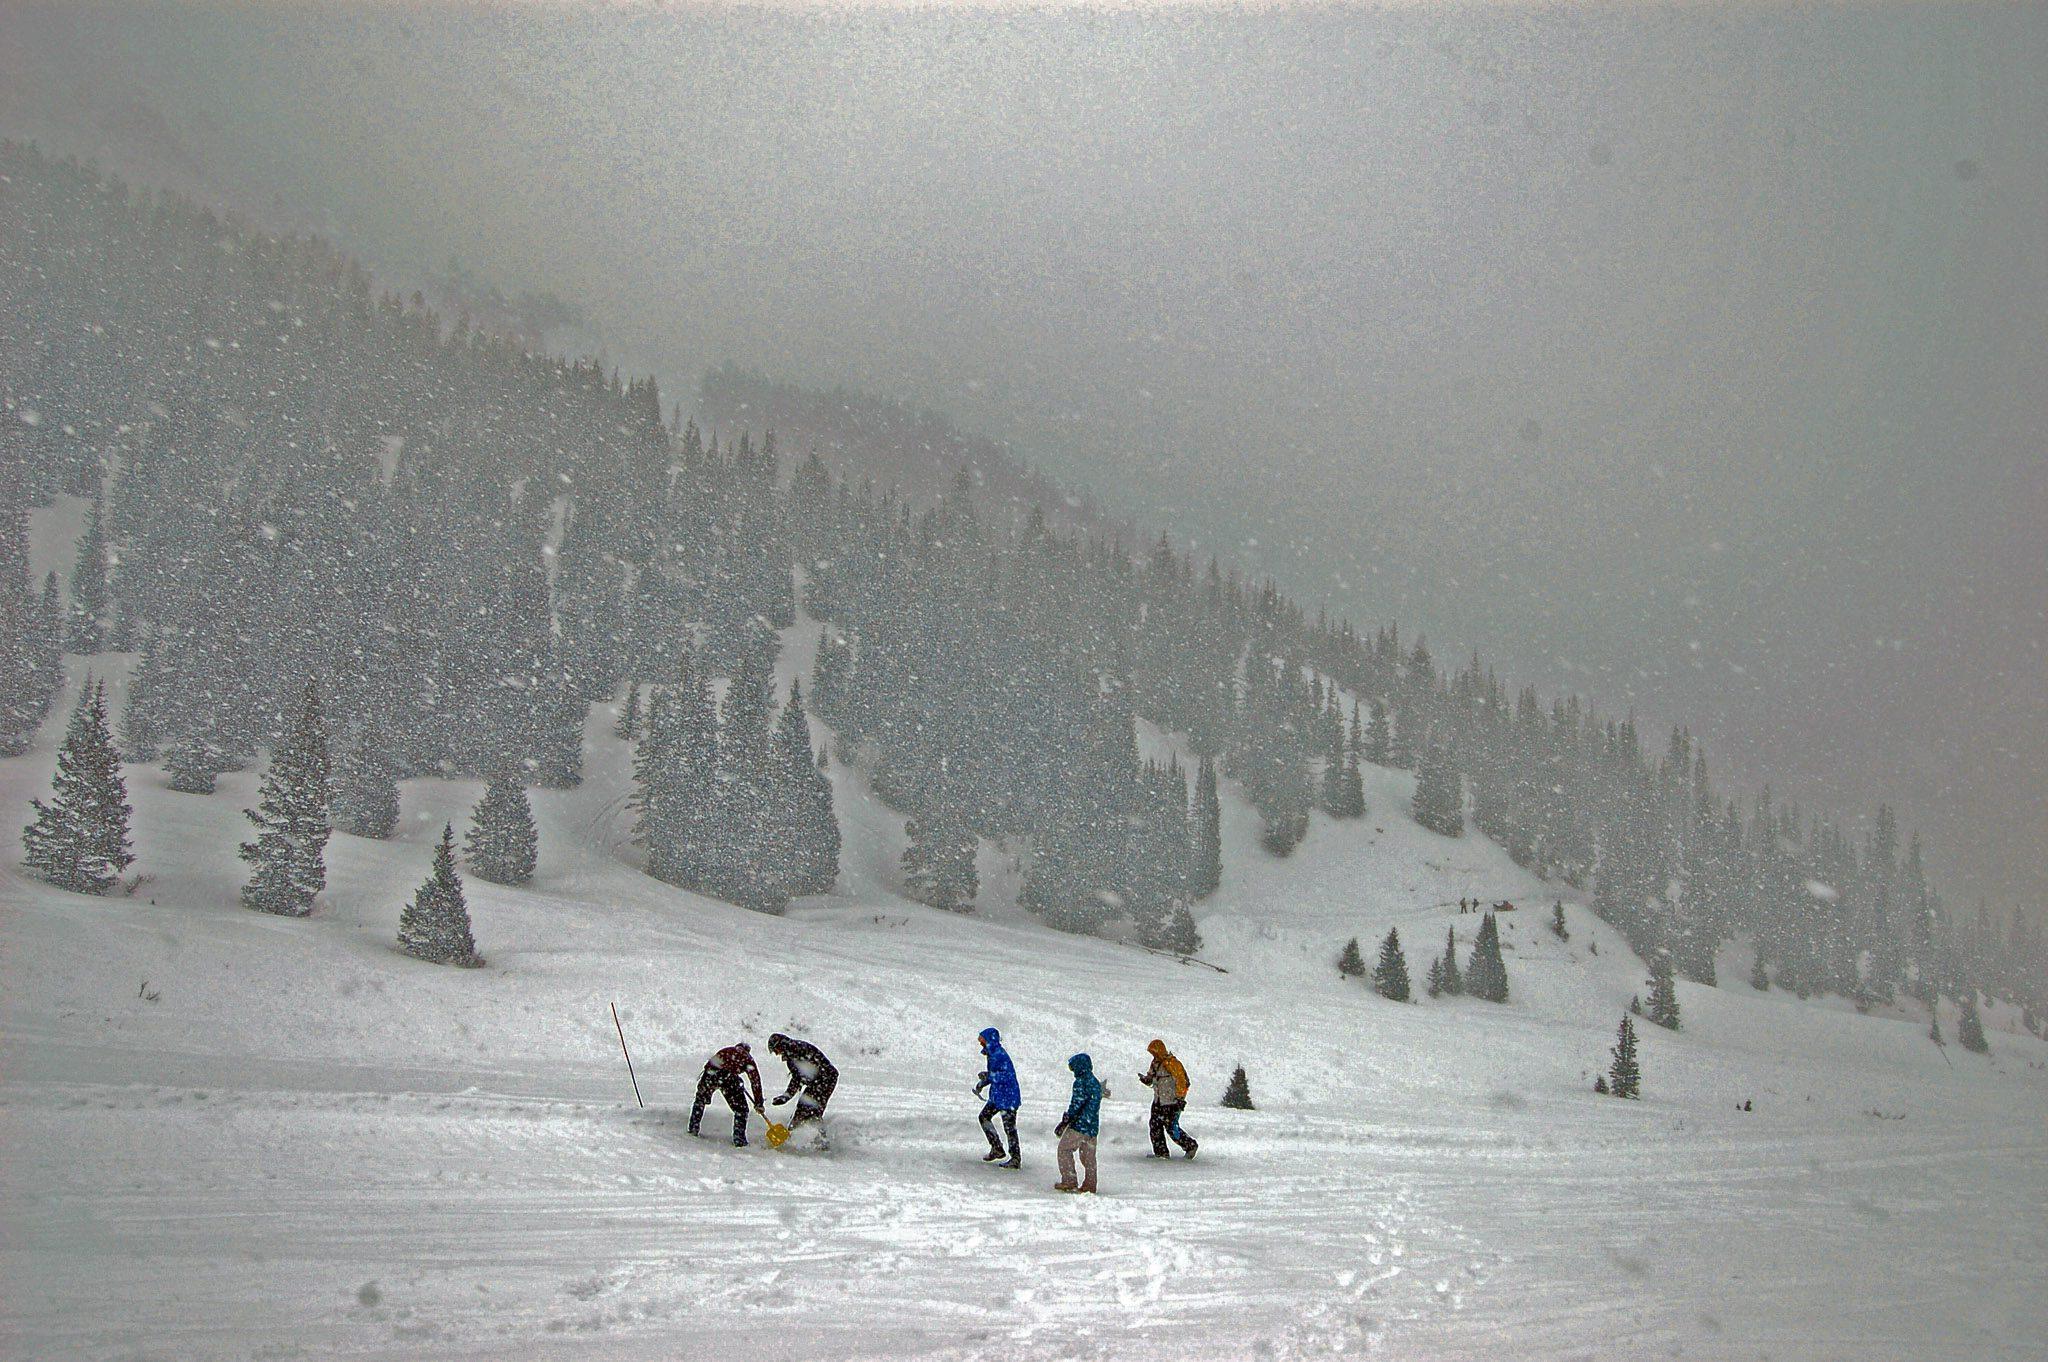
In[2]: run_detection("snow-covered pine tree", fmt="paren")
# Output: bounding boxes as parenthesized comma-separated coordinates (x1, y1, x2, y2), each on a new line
(1160, 901, 1203, 956)
(1320, 702, 1366, 818)
(1465, 911, 1508, 1002)
(238, 679, 332, 917)
(1749, 950, 1770, 991)
(331, 731, 401, 839)
(1439, 926, 1463, 995)
(1645, 952, 1681, 1030)
(1338, 936, 1366, 978)
(903, 802, 978, 912)
(1608, 1015, 1641, 1098)
(1188, 754, 1223, 899)
(21, 680, 133, 894)
(772, 680, 839, 897)
(398, 824, 482, 967)
(1363, 698, 1391, 766)
(67, 487, 109, 653)
(116, 640, 167, 761)
(1220, 1064, 1254, 1109)
(465, 773, 538, 885)
(613, 685, 642, 740)
(1550, 901, 1569, 940)
(164, 736, 219, 794)
(1426, 955, 1444, 997)
(1594, 1073, 1610, 1095)
(1373, 927, 1412, 1002)
(1957, 991, 1988, 1053)
(527, 669, 585, 788)
(1412, 747, 1464, 836)
(1928, 1011, 1943, 1046)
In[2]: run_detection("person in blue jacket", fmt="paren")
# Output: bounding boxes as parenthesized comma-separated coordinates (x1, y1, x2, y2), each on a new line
(973, 1027, 1022, 1168)
(1053, 1052, 1104, 1194)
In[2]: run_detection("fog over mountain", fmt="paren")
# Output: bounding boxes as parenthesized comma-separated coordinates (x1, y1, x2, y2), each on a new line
(4, 0, 2042, 916)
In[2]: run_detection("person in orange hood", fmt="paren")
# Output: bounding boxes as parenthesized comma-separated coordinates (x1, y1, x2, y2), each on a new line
(1139, 1038, 1198, 1160)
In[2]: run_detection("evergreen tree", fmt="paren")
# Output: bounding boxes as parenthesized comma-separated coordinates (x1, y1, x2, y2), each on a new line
(331, 732, 402, 839)
(1927, 1010, 1943, 1047)
(1426, 955, 1444, 997)
(21, 680, 133, 894)
(1550, 901, 1569, 940)
(614, 685, 642, 740)
(1188, 754, 1223, 899)
(1362, 698, 1391, 765)
(398, 824, 482, 966)
(1220, 1064, 1255, 1110)
(1594, 1073, 1610, 1095)
(1645, 952, 1681, 1030)
(465, 774, 538, 885)
(67, 487, 109, 653)
(1464, 912, 1508, 1002)
(1338, 936, 1367, 978)
(1373, 927, 1412, 1002)
(1439, 926, 1464, 996)
(772, 681, 840, 897)
(238, 679, 332, 917)
(1411, 747, 1464, 836)
(903, 801, 978, 912)
(1608, 1015, 1641, 1098)
(1159, 901, 1203, 956)
(1957, 992, 1988, 1054)
(1320, 701, 1366, 818)
(163, 736, 219, 794)
(528, 673, 586, 788)
(1748, 949, 1770, 992)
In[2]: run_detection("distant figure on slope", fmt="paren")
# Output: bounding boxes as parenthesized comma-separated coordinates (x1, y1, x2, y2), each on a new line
(766, 1033, 839, 1134)
(974, 1027, 1022, 1168)
(1139, 1038, 1199, 1160)
(1053, 1053, 1104, 1194)
(690, 1041, 764, 1147)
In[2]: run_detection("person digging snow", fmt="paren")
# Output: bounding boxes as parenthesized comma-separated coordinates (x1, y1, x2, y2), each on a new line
(974, 1027, 1022, 1168)
(689, 1041, 765, 1147)
(1139, 1038, 1199, 1160)
(766, 1033, 838, 1132)
(1053, 1052, 1104, 1194)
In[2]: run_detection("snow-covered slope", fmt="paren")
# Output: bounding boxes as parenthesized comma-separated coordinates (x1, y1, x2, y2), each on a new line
(2, 579, 2043, 1356)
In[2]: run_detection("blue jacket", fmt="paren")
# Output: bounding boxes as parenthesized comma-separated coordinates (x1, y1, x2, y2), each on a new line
(1060, 1053, 1103, 1137)
(976, 1028, 1021, 1109)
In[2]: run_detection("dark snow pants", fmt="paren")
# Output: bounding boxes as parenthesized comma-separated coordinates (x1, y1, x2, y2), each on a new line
(1149, 1101, 1197, 1156)
(789, 1067, 838, 1128)
(979, 1102, 1020, 1160)
(691, 1071, 750, 1143)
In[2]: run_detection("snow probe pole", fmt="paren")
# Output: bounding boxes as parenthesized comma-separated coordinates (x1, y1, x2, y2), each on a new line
(611, 1002, 644, 1108)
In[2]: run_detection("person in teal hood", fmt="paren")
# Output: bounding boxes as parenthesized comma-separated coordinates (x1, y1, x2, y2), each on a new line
(1053, 1052, 1104, 1193)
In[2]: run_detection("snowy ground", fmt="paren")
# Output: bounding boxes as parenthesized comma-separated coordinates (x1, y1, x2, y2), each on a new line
(2, 580, 2044, 1357)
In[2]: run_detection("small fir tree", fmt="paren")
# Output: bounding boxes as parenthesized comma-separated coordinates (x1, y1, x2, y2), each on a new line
(21, 680, 133, 894)
(1464, 911, 1508, 1002)
(238, 679, 332, 917)
(1338, 936, 1367, 978)
(465, 774, 538, 885)
(613, 685, 642, 740)
(331, 732, 401, 839)
(1957, 992, 1988, 1054)
(1411, 747, 1463, 836)
(1550, 902, 1569, 940)
(1748, 950, 1770, 992)
(164, 736, 219, 794)
(1645, 953, 1681, 1030)
(1160, 901, 1203, 956)
(1373, 927, 1412, 1002)
(1927, 1011, 1943, 1046)
(1188, 755, 1223, 899)
(1426, 955, 1445, 997)
(67, 488, 109, 653)
(1220, 1064, 1255, 1109)
(398, 824, 482, 966)
(1608, 1015, 1641, 1098)
(902, 802, 978, 912)
(1593, 1073, 1609, 1095)
(1439, 926, 1463, 996)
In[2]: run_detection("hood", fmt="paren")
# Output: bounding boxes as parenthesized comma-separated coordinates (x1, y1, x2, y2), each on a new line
(1147, 1039, 1168, 1058)
(979, 1027, 1001, 1049)
(1068, 1053, 1093, 1076)
(767, 1033, 788, 1053)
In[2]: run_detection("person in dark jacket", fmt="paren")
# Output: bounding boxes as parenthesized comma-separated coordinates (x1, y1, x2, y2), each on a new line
(766, 1033, 838, 1129)
(974, 1027, 1022, 1168)
(1139, 1037, 1198, 1159)
(690, 1041, 765, 1146)
(1053, 1052, 1104, 1194)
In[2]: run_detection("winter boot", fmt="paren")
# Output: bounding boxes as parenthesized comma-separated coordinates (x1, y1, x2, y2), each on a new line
(1052, 1180, 1078, 1192)
(999, 1154, 1021, 1169)
(984, 1148, 1006, 1162)
(1183, 1139, 1199, 1160)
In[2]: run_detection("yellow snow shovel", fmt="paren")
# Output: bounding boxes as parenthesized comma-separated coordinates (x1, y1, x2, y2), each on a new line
(764, 1119, 792, 1148)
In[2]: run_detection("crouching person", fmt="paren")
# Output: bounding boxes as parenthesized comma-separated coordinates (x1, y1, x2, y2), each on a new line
(766, 1032, 838, 1130)
(690, 1040, 764, 1146)
(1053, 1052, 1103, 1194)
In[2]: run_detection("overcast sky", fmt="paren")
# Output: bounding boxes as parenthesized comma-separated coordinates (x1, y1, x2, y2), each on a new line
(4, 0, 2042, 918)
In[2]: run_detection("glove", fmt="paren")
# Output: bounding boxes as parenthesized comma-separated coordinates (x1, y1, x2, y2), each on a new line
(1054, 1119, 1068, 1136)
(771, 1094, 792, 1106)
